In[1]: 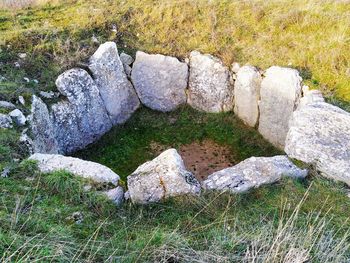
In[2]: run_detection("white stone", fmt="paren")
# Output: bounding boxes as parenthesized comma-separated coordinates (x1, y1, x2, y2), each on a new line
(131, 51, 188, 112)
(89, 42, 140, 125)
(39, 91, 58, 99)
(52, 68, 112, 154)
(104, 186, 124, 205)
(127, 149, 201, 204)
(0, 113, 12, 128)
(203, 155, 307, 193)
(9, 109, 26, 126)
(29, 95, 59, 154)
(258, 66, 302, 149)
(18, 96, 25, 105)
(188, 51, 234, 112)
(0, 101, 16, 110)
(299, 89, 324, 108)
(234, 66, 262, 127)
(231, 62, 241, 73)
(29, 153, 120, 185)
(285, 101, 350, 186)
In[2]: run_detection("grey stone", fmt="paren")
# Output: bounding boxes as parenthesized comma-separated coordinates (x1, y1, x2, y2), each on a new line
(131, 51, 188, 112)
(29, 153, 120, 185)
(29, 95, 59, 154)
(188, 51, 234, 112)
(258, 66, 302, 149)
(39, 91, 58, 99)
(52, 68, 112, 154)
(127, 149, 201, 204)
(285, 101, 350, 186)
(1, 167, 11, 178)
(299, 89, 324, 108)
(9, 109, 26, 126)
(19, 132, 34, 155)
(0, 101, 16, 110)
(0, 114, 12, 128)
(104, 186, 124, 206)
(234, 66, 262, 127)
(203, 155, 307, 193)
(120, 52, 134, 66)
(89, 42, 140, 125)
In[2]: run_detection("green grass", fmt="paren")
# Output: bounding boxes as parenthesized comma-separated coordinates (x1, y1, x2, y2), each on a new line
(75, 106, 281, 181)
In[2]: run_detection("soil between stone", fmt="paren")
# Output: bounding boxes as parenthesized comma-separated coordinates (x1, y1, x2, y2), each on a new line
(149, 140, 235, 181)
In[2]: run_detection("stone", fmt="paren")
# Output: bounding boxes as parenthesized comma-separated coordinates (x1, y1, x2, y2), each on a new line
(19, 131, 34, 155)
(0, 101, 16, 110)
(299, 89, 324, 108)
(258, 66, 302, 149)
(104, 186, 124, 206)
(234, 66, 262, 127)
(131, 51, 188, 112)
(120, 52, 134, 66)
(188, 51, 234, 112)
(39, 91, 58, 99)
(285, 101, 350, 186)
(203, 155, 307, 193)
(231, 62, 241, 73)
(29, 96, 59, 154)
(1, 167, 11, 178)
(9, 109, 26, 126)
(18, 96, 25, 105)
(29, 153, 120, 185)
(0, 114, 12, 128)
(127, 149, 201, 204)
(89, 42, 140, 125)
(52, 68, 112, 154)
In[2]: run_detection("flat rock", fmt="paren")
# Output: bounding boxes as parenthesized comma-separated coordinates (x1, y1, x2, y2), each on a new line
(29, 153, 120, 185)
(131, 51, 188, 112)
(0, 101, 16, 110)
(29, 95, 59, 154)
(188, 51, 234, 112)
(234, 66, 262, 127)
(258, 66, 302, 149)
(203, 155, 307, 193)
(285, 101, 350, 185)
(9, 109, 26, 126)
(52, 68, 112, 154)
(127, 149, 201, 204)
(0, 113, 12, 128)
(89, 42, 140, 125)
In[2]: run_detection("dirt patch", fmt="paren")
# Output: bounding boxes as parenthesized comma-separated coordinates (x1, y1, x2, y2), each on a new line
(149, 140, 235, 181)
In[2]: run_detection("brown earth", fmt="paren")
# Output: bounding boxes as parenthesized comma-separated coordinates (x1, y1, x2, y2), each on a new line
(149, 140, 235, 181)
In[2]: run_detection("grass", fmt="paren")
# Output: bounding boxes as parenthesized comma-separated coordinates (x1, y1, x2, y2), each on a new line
(75, 106, 281, 181)
(0, 0, 349, 106)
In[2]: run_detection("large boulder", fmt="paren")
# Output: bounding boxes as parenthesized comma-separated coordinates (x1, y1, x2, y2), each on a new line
(234, 66, 262, 127)
(285, 101, 350, 185)
(188, 51, 234, 112)
(29, 153, 120, 185)
(131, 51, 188, 112)
(29, 95, 59, 154)
(51, 68, 112, 154)
(203, 155, 307, 193)
(0, 113, 12, 129)
(127, 149, 201, 204)
(89, 42, 140, 125)
(258, 66, 302, 149)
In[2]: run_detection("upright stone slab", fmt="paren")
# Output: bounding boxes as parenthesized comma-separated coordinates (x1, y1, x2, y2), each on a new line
(188, 51, 234, 112)
(131, 51, 188, 112)
(285, 101, 350, 185)
(203, 155, 307, 193)
(258, 66, 302, 149)
(127, 149, 201, 204)
(89, 42, 140, 125)
(51, 68, 112, 154)
(29, 95, 59, 154)
(234, 66, 262, 127)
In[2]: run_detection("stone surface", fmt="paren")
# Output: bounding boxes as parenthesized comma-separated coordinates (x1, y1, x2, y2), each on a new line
(203, 155, 307, 193)
(234, 66, 262, 127)
(18, 96, 25, 106)
(39, 91, 59, 99)
(127, 149, 201, 204)
(0, 113, 12, 128)
(19, 131, 34, 155)
(120, 52, 134, 66)
(299, 89, 324, 108)
(9, 109, 26, 126)
(29, 153, 120, 185)
(188, 51, 234, 112)
(52, 68, 112, 154)
(131, 51, 188, 112)
(0, 100, 16, 110)
(258, 66, 302, 149)
(29, 95, 59, 154)
(89, 42, 140, 125)
(104, 186, 124, 206)
(285, 101, 350, 185)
